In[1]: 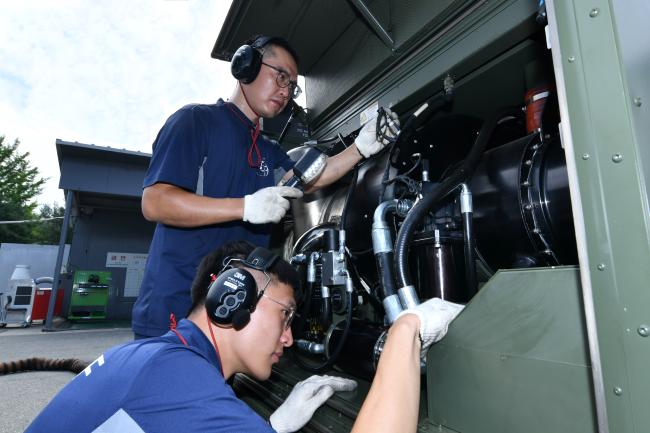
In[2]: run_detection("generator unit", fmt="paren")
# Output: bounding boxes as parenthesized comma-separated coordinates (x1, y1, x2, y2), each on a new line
(213, 1, 650, 432)
(0, 265, 35, 327)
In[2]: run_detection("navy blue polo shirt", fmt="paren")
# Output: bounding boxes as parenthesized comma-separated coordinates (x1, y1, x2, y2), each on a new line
(132, 100, 294, 337)
(26, 319, 276, 433)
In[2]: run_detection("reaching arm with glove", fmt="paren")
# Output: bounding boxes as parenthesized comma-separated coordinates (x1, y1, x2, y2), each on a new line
(283, 109, 400, 192)
(265, 298, 463, 433)
(351, 298, 464, 433)
(270, 375, 357, 433)
(142, 183, 302, 227)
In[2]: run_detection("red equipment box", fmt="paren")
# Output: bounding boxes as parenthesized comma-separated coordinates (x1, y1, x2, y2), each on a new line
(31, 287, 64, 321)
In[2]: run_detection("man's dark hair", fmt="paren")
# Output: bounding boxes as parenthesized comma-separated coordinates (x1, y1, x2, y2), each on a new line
(189, 240, 301, 313)
(245, 34, 300, 71)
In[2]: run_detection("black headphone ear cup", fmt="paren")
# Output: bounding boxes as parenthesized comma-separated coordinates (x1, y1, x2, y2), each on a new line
(231, 44, 263, 84)
(205, 268, 258, 326)
(231, 310, 251, 331)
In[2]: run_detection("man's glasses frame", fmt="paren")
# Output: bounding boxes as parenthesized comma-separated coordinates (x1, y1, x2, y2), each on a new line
(220, 257, 298, 330)
(260, 291, 297, 330)
(261, 62, 302, 100)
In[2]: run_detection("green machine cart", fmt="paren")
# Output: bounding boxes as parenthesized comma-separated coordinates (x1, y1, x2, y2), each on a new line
(68, 271, 111, 320)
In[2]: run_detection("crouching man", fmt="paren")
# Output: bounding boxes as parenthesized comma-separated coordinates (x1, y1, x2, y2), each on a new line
(26, 240, 463, 433)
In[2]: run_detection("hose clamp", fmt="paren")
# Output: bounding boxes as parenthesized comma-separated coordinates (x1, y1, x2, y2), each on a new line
(383, 295, 403, 323)
(460, 183, 473, 213)
(373, 330, 389, 370)
(398, 285, 420, 310)
(372, 228, 393, 254)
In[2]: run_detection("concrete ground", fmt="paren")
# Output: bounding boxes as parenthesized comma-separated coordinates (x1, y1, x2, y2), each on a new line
(0, 321, 132, 433)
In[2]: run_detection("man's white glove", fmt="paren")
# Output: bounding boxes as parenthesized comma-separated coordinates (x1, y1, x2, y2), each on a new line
(269, 375, 357, 433)
(396, 297, 465, 358)
(355, 108, 400, 158)
(243, 186, 303, 224)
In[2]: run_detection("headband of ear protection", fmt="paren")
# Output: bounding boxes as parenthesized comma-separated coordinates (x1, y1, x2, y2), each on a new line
(205, 247, 279, 330)
(230, 36, 276, 84)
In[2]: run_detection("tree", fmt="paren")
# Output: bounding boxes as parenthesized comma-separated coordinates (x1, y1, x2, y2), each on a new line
(31, 203, 70, 245)
(0, 135, 46, 243)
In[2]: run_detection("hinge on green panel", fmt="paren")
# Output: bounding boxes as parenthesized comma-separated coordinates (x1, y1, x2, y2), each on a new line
(348, 0, 395, 51)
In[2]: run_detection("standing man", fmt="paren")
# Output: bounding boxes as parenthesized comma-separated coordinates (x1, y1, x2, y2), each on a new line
(132, 35, 397, 338)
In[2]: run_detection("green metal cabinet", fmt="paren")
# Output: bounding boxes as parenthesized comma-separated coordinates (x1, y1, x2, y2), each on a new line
(68, 271, 111, 320)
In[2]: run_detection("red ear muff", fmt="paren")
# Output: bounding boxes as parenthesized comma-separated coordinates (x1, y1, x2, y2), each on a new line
(205, 268, 257, 328)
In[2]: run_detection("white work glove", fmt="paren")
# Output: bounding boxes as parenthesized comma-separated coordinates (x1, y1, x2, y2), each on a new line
(269, 375, 357, 433)
(355, 108, 400, 158)
(242, 186, 303, 224)
(396, 297, 464, 358)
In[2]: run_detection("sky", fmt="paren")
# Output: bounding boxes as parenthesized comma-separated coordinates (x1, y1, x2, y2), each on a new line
(0, 0, 237, 207)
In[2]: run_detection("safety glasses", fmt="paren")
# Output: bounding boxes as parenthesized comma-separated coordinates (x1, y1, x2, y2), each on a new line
(261, 62, 302, 99)
(261, 292, 297, 330)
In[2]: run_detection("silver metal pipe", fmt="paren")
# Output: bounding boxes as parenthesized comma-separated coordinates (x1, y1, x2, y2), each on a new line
(290, 253, 307, 265)
(382, 294, 403, 323)
(338, 229, 346, 262)
(460, 183, 473, 213)
(372, 200, 398, 254)
(295, 339, 325, 355)
(398, 285, 420, 310)
(307, 252, 319, 283)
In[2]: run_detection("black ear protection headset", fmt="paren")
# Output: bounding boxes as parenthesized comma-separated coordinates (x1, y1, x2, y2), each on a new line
(230, 35, 277, 84)
(204, 247, 279, 331)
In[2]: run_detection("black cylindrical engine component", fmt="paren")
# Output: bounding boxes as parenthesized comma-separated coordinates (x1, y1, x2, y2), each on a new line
(412, 236, 469, 303)
(323, 229, 339, 252)
(326, 319, 385, 381)
(470, 133, 577, 269)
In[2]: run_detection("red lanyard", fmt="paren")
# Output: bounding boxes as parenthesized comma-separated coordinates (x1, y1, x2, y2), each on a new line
(247, 123, 262, 168)
(225, 102, 262, 169)
(169, 313, 224, 377)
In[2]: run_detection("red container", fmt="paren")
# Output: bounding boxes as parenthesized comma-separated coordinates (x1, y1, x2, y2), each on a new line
(31, 287, 64, 321)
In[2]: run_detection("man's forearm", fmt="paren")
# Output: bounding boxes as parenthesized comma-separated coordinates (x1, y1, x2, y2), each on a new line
(351, 315, 421, 433)
(305, 144, 363, 191)
(142, 183, 244, 227)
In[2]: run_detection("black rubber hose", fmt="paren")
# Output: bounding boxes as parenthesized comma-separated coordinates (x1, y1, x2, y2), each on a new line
(291, 291, 353, 373)
(340, 165, 359, 231)
(293, 281, 314, 336)
(375, 251, 397, 299)
(278, 110, 295, 145)
(320, 296, 332, 329)
(394, 109, 509, 289)
(378, 91, 453, 204)
(462, 210, 478, 296)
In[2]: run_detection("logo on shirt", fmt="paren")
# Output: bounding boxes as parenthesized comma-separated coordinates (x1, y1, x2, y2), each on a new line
(257, 159, 269, 177)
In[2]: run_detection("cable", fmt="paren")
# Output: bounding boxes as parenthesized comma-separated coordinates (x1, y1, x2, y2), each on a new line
(339, 164, 359, 231)
(375, 107, 400, 145)
(0, 216, 64, 225)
